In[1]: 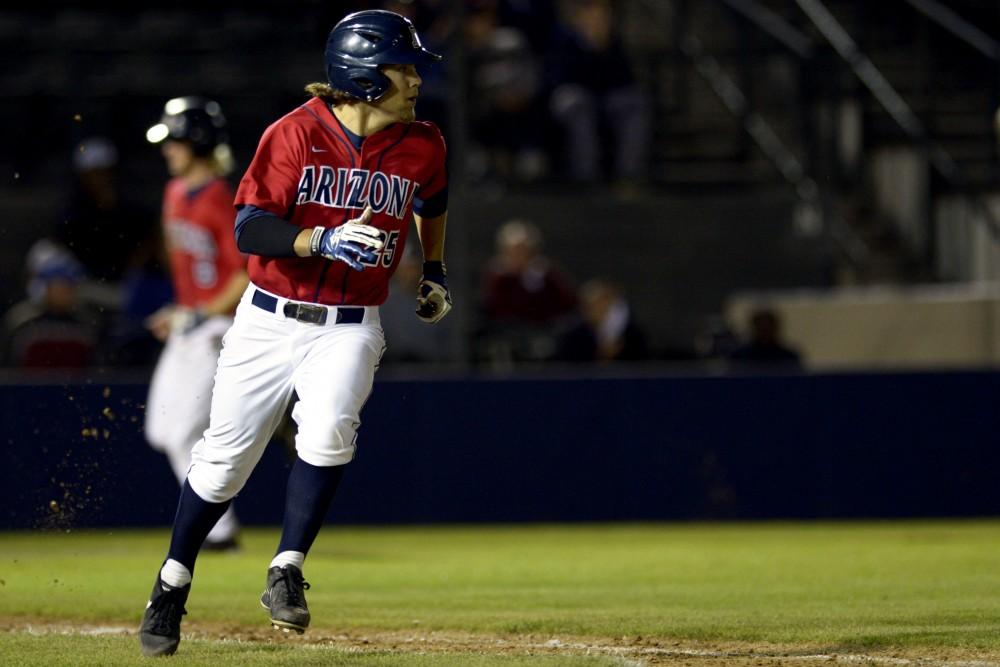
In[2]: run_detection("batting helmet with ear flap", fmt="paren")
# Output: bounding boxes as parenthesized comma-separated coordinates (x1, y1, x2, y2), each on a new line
(145, 96, 228, 157)
(325, 10, 443, 102)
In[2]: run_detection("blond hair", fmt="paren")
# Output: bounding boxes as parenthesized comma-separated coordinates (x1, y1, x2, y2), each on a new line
(304, 82, 357, 105)
(209, 144, 234, 176)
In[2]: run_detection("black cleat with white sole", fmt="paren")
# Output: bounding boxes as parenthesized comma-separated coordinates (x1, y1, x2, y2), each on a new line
(138, 576, 190, 657)
(260, 565, 311, 633)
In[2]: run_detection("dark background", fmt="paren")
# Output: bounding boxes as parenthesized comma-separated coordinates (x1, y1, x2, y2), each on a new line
(1, 1, 999, 526)
(1, 0, 997, 357)
(5, 369, 999, 528)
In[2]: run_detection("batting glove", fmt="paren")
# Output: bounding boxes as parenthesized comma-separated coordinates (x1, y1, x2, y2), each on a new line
(312, 206, 384, 271)
(415, 261, 452, 324)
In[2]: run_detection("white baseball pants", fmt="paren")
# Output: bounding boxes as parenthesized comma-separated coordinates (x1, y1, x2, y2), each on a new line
(187, 284, 385, 504)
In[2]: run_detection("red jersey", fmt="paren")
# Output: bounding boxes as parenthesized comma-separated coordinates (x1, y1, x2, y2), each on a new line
(234, 97, 447, 306)
(162, 177, 246, 309)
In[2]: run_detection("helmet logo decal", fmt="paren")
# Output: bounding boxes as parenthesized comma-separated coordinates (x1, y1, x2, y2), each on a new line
(408, 25, 420, 49)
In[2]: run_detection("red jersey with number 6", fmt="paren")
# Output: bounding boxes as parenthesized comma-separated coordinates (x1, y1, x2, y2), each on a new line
(234, 96, 447, 306)
(162, 177, 247, 309)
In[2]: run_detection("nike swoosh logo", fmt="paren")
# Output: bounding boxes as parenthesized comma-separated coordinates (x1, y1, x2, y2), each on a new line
(311, 146, 327, 153)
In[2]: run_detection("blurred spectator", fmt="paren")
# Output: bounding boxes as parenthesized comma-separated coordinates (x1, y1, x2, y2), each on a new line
(547, 0, 651, 188)
(478, 219, 577, 362)
(695, 315, 740, 360)
(380, 0, 452, 132)
(1, 240, 99, 368)
(482, 219, 577, 323)
(496, 0, 560, 53)
(556, 278, 648, 362)
(97, 228, 173, 367)
(465, 0, 549, 183)
(381, 247, 454, 364)
(57, 136, 173, 366)
(727, 307, 803, 369)
(55, 136, 157, 285)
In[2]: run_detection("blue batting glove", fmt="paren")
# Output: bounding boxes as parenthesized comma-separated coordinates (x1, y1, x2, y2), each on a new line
(319, 227, 380, 271)
(314, 207, 384, 271)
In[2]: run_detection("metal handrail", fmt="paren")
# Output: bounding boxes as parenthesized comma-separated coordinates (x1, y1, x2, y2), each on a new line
(680, 32, 869, 266)
(793, 0, 1000, 241)
(718, 0, 815, 58)
(629, 0, 870, 265)
(901, 0, 1000, 61)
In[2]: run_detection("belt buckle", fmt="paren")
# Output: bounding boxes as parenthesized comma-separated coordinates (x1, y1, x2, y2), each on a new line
(283, 302, 327, 325)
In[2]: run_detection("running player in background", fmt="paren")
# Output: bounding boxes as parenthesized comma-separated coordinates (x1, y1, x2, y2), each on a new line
(139, 11, 451, 657)
(143, 97, 248, 552)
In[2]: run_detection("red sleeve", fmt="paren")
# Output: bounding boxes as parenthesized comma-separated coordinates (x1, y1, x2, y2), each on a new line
(234, 120, 306, 218)
(419, 124, 448, 201)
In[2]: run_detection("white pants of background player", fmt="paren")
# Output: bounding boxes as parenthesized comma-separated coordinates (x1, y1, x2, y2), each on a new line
(146, 316, 240, 543)
(186, 284, 385, 504)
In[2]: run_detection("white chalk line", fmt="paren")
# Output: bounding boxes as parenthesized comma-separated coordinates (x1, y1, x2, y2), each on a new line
(10, 624, 1000, 667)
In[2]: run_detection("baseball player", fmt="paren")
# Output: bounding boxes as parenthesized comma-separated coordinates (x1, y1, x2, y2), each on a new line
(139, 10, 451, 657)
(143, 97, 248, 552)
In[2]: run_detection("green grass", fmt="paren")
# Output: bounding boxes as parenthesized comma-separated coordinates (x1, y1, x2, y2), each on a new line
(3, 521, 1000, 663)
(0, 633, 618, 666)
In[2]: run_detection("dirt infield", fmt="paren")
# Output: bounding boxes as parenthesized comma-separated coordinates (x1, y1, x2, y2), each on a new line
(5, 619, 1000, 667)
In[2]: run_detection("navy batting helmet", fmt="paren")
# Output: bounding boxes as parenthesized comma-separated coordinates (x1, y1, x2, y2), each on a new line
(325, 10, 442, 102)
(145, 96, 228, 157)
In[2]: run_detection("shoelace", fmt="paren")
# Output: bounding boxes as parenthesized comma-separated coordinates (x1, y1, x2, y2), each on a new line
(277, 569, 311, 608)
(150, 589, 187, 634)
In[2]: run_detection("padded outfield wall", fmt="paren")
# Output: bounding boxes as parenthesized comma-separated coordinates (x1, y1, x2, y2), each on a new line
(2, 369, 999, 529)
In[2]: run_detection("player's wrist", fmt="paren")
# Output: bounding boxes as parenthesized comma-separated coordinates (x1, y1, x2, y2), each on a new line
(422, 261, 447, 286)
(309, 227, 327, 256)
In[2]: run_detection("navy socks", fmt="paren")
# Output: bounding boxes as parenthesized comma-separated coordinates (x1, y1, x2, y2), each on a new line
(166, 480, 233, 573)
(276, 458, 345, 555)
(162, 461, 343, 572)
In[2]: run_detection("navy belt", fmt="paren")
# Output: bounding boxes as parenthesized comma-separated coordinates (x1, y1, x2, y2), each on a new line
(251, 289, 364, 325)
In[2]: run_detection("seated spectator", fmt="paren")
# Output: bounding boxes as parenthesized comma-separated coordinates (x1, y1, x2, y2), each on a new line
(556, 278, 648, 363)
(55, 136, 157, 286)
(380, 0, 451, 132)
(478, 219, 577, 363)
(495, 0, 559, 54)
(482, 219, 577, 324)
(464, 0, 549, 183)
(1, 240, 100, 369)
(97, 229, 173, 367)
(695, 315, 740, 360)
(547, 0, 651, 189)
(727, 307, 803, 369)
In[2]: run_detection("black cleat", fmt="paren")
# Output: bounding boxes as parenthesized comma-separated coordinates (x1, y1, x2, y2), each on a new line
(138, 576, 190, 657)
(260, 565, 311, 634)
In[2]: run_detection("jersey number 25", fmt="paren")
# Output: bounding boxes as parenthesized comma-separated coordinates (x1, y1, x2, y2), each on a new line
(362, 230, 399, 269)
